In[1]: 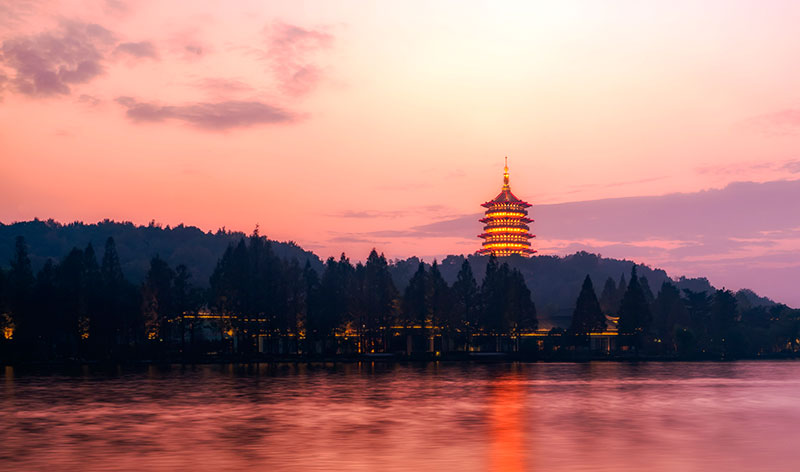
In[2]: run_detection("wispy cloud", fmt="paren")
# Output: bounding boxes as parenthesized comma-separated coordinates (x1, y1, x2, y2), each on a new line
(265, 21, 333, 96)
(695, 158, 800, 177)
(193, 77, 254, 94)
(114, 41, 158, 59)
(333, 210, 407, 219)
(115, 97, 297, 130)
(742, 108, 800, 136)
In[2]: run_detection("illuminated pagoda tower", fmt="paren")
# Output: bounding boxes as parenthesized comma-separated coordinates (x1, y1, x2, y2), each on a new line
(478, 157, 536, 257)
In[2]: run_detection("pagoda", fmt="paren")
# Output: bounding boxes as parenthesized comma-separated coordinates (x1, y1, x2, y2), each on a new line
(478, 157, 536, 257)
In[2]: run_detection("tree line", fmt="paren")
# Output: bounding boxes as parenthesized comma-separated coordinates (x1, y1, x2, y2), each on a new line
(566, 266, 800, 358)
(1, 233, 798, 362)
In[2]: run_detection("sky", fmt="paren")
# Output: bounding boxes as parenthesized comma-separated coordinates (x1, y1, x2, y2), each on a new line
(2, 1, 800, 304)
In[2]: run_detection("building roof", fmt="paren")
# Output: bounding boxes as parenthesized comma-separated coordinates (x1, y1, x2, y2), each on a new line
(481, 158, 531, 207)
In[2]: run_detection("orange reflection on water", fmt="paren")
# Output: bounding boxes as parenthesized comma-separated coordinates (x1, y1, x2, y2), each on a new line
(488, 374, 527, 472)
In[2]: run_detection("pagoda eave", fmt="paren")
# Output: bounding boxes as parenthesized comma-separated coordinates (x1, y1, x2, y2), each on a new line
(478, 233, 534, 239)
(481, 200, 532, 208)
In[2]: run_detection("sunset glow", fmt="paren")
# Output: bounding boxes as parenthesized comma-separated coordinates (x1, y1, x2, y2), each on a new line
(2, 1, 800, 304)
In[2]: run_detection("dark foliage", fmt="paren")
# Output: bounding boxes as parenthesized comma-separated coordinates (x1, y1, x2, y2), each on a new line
(0, 222, 797, 362)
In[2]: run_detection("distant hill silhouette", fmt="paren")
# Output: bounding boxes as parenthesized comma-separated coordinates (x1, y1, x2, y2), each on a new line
(389, 252, 776, 327)
(0, 219, 323, 286)
(0, 219, 776, 328)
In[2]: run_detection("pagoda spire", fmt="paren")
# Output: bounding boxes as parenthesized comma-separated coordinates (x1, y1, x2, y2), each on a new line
(503, 156, 509, 188)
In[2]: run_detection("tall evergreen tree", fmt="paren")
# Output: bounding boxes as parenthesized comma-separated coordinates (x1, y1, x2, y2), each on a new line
(301, 260, 321, 354)
(653, 281, 689, 351)
(599, 276, 618, 315)
(479, 255, 504, 333)
(8, 236, 34, 347)
(452, 259, 479, 349)
(428, 261, 451, 329)
(141, 255, 175, 342)
(683, 289, 712, 348)
(570, 275, 606, 335)
(617, 265, 652, 349)
(639, 276, 655, 307)
(710, 288, 738, 355)
(364, 249, 397, 351)
(32, 260, 58, 357)
(401, 262, 428, 328)
(505, 267, 537, 335)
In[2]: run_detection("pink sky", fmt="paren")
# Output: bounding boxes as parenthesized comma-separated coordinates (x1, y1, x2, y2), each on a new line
(2, 1, 800, 303)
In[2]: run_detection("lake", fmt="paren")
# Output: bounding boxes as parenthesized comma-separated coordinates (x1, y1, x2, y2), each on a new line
(1, 361, 799, 471)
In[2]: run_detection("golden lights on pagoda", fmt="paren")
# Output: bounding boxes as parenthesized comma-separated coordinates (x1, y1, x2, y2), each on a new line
(477, 157, 536, 257)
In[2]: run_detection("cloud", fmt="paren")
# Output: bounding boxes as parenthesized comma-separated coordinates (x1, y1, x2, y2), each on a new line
(266, 21, 333, 96)
(695, 158, 800, 178)
(184, 44, 204, 57)
(328, 234, 376, 244)
(781, 160, 800, 174)
(193, 77, 254, 94)
(115, 97, 297, 130)
(0, 20, 115, 96)
(77, 93, 101, 106)
(334, 210, 407, 219)
(743, 108, 800, 136)
(115, 41, 158, 59)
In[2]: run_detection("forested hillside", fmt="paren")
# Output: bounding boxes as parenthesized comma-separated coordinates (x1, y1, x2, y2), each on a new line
(0, 219, 323, 284)
(1, 219, 778, 328)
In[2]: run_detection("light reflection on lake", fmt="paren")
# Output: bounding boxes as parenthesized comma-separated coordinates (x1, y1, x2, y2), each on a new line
(2, 361, 799, 471)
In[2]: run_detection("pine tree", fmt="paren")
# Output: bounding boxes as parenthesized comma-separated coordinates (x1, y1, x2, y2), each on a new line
(653, 281, 689, 351)
(452, 259, 478, 349)
(617, 265, 652, 349)
(570, 275, 605, 335)
(479, 255, 503, 333)
(599, 277, 618, 315)
(402, 262, 428, 328)
(363, 249, 397, 351)
(428, 261, 451, 329)
(8, 236, 34, 346)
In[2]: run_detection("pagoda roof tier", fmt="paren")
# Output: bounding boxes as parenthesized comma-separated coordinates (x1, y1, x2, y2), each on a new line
(481, 191, 532, 208)
(478, 232, 534, 239)
(480, 216, 532, 224)
(477, 247, 537, 255)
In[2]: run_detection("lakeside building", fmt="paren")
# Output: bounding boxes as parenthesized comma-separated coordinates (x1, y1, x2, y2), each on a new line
(478, 158, 536, 256)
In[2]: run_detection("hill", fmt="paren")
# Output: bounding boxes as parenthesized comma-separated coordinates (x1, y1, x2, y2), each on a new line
(1, 219, 777, 328)
(0, 219, 323, 285)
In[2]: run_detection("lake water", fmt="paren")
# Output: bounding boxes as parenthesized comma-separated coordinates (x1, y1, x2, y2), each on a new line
(1, 361, 799, 471)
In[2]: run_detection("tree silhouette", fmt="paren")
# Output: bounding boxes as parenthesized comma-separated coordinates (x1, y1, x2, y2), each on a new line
(652, 281, 689, 351)
(617, 265, 652, 350)
(599, 276, 618, 315)
(570, 275, 606, 336)
(452, 259, 478, 350)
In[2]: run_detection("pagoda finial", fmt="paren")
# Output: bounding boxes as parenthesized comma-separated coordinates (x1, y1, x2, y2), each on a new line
(503, 156, 510, 187)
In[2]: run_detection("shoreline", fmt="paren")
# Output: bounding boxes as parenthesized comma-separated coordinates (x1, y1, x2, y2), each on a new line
(3, 351, 799, 370)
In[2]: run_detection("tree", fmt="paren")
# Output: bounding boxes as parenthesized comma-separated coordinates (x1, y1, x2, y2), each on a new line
(301, 260, 321, 355)
(363, 249, 397, 352)
(141, 255, 175, 343)
(617, 265, 652, 350)
(428, 261, 451, 328)
(505, 267, 537, 342)
(652, 281, 689, 352)
(401, 263, 428, 327)
(683, 289, 711, 350)
(570, 275, 606, 336)
(479, 255, 504, 333)
(8, 236, 34, 348)
(452, 259, 478, 350)
(710, 288, 738, 356)
(99, 237, 140, 354)
(598, 277, 618, 315)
